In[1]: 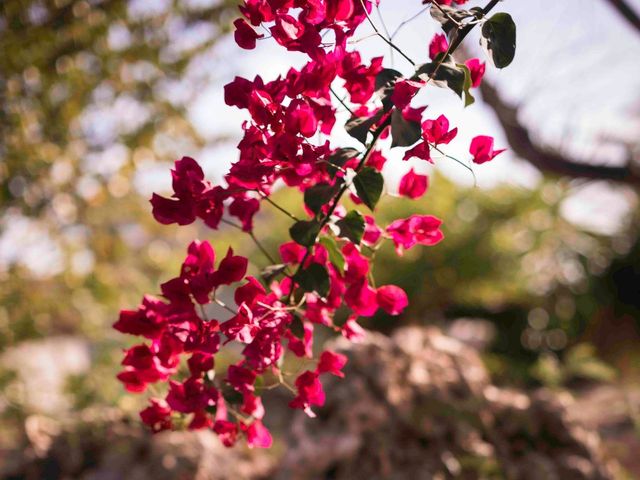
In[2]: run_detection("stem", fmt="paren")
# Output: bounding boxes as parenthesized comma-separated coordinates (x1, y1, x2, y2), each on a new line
(287, 117, 391, 303)
(449, 0, 501, 53)
(286, 0, 499, 301)
(259, 192, 300, 221)
(249, 231, 278, 265)
(390, 6, 429, 40)
(414, 0, 501, 87)
(431, 2, 463, 28)
(219, 218, 278, 265)
(431, 144, 477, 186)
(375, 5, 395, 64)
(213, 296, 238, 315)
(330, 86, 355, 116)
(358, 0, 416, 66)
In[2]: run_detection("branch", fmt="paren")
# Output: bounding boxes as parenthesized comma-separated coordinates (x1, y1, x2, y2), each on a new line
(605, 0, 640, 33)
(478, 79, 640, 186)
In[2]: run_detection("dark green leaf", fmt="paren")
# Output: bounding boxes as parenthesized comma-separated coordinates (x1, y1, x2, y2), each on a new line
(319, 236, 345, 274)
(289, 314, 305, 338)
(304, 182, 339, 216)
(289, 220, 321, 247)
(390, 109, 422, 147)
(294, 263, 330, 297)
(415, 59, 465, 99)
(375, 68, 403, 92)
(327, 147, 360, 178)
(222, 388, 243, 404)
(336, 210, 365, 244)
(376, 68, 403, 109)
(345, 111, 383, 145)
(353, 167, 383, 211)
(261, 264, 288, 283)
(481, 12, 516, 69)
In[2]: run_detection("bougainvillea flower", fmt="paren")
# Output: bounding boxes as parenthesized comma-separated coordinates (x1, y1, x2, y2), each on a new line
(140, 399, 173, 432)
(289, 370, 325, 417)
(428, 33, 449, 60)
(422, 115, 457, 145)
(214, 420, 239, 447)
(391, 79, 422, 110)
(242, 420, 273, 448)
(387, 215, 444, 255)
(398, 168, 428, 199)
(227, 364, 257, 393)
(469, 135, 506, 164)
(341, 316, 367, 342)
(316, 350, 348, 377)
(362, 215, 382, 245)
(113, 295, 168, 339)
(345, 279, 378, 317)
(376, 285, 409, 315)
(465, 58, 486, 88)
(234, 18, 263, 49)
(403, 141, 432, 163)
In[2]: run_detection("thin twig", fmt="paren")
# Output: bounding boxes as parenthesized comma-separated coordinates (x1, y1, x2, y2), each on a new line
(390, 6, 429, 40)
(376, 4, 395, 64)
(431, 2, 463, 28)
(431, 144, 477, 186)
(330, 86, 355, 116)
(358, 0, 416, 66)
(213, 296, 238, 316)
(258, 191, 300, 221)
(220, 217, 278, 265)
(287, 117, 392, 304)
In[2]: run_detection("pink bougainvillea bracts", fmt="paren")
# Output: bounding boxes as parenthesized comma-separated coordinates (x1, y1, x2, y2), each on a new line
(116, 0, 512, 448)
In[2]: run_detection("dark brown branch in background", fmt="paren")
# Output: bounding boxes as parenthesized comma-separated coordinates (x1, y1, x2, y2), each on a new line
(478, 79, 640, 186)
(605, 0, 640, 33)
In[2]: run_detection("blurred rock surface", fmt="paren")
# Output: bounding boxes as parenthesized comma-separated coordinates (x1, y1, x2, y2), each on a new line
(1, 327, 622, 479)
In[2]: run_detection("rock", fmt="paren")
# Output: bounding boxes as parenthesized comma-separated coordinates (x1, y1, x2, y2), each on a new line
(277, 327, 617, 480)
(2, 409, 274, 480)
(1, 327, 619, 479)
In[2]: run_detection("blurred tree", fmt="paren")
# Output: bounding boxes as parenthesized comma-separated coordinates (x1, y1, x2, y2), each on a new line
(0, 0, 237, 346)
(0, 0, 240, 438)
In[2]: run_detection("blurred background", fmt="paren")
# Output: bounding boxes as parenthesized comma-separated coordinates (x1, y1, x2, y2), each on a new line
(1, 0, 640, 478)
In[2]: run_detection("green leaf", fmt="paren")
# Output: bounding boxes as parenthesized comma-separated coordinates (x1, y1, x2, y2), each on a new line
(289, 314, 305, 339)
(327, 147, 360, 178)
(481, 12, 516, 69)
(375, 68, 402, 109)
(375, 68, 402, 92)
(289, 220, 321, 247)
(457, 63, 476, 107)
(261, 264, 288, 283)
(415, 59, 466, 99)
(319, 236, 345, 274)
(304, 182, 339, 216)
(254, 375, 264, 396)
(390, 109, 422, 147)
(294, 263, 330, 297)
(336, 210, 365, 244)
(345, 111, 382, 145)
(353, 167, 383, 211)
